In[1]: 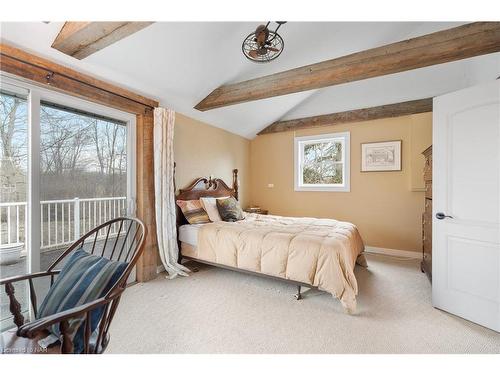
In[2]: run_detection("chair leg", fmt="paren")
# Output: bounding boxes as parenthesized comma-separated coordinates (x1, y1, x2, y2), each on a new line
(294, 285, 302, 300)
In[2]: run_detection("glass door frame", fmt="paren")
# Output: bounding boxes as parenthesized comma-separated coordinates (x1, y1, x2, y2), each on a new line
(0, 73, 137, 276)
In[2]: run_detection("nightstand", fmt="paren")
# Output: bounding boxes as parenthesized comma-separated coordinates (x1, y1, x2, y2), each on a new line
(244, 208, 269, 215)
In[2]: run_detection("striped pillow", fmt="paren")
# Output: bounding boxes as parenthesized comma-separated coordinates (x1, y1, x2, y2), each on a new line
(176, 199, 210, 224)
(37, 249, 127, 353)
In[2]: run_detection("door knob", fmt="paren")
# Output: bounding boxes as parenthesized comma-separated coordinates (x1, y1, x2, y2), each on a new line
(436, 212, 453, 220)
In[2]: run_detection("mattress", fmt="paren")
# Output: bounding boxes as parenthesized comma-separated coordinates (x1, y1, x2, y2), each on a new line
(178, 224, 203, 246)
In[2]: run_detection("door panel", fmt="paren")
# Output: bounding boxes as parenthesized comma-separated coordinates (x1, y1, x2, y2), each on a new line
(448, 237, 498, 303)
(0, 87, 30, 331)
(433, 80, 500, 332)
(448, 103, 499, 225)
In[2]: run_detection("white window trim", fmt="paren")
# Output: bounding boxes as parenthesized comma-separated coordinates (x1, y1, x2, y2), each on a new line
(294, 131, 350, 192)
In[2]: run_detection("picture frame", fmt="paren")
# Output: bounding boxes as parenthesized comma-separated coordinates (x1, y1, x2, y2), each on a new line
(361, 140, 402, 172)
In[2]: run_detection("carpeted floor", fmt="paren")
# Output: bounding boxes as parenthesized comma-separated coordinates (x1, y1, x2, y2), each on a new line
(107, 254, 500, 353)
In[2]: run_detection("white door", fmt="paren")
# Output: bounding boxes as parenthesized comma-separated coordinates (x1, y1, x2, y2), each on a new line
(433, 79, 500, 332)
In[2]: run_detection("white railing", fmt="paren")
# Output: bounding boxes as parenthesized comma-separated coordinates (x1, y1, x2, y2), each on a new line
(0, 197, 126, 249)
(0, 202, 27, 246)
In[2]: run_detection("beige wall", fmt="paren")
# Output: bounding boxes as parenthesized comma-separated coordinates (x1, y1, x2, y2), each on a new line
(173, 111, 432, 252)
(174, 113, 251, 207)
(249, 112, 432, 252)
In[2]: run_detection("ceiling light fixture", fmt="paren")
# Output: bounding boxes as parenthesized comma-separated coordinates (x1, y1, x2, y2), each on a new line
(242, 21, 286, 63)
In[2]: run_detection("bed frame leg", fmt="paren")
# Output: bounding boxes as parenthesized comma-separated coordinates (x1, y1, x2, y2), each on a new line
(294, 285, 302, 300)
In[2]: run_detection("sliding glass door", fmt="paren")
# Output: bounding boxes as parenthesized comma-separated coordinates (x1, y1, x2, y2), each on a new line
(0, 85, 29, 330)
(0, 75, 136, 329)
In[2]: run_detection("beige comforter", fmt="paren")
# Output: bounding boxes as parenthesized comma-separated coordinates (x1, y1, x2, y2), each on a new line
(187, 213, 366, 313)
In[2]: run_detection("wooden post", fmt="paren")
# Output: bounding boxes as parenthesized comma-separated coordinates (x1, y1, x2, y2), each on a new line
(135, 112, 158, 282)
(233, 169, 239, 201)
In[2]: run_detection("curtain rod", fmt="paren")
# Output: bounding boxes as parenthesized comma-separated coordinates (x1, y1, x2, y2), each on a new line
(0, 52, 156, 112)
(41, 100, 127, 125)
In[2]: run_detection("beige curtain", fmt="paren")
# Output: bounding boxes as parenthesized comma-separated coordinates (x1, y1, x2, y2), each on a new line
(153, 108, 190, 278)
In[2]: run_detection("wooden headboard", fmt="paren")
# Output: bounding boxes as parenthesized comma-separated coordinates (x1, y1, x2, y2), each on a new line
(174, 163, 239, 227)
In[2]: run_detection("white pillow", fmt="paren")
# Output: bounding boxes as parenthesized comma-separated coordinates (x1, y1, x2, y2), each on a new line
(200, 196, 228, 222)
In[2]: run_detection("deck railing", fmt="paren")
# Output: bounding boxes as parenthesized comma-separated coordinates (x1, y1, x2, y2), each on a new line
(0, 197, 127, 249)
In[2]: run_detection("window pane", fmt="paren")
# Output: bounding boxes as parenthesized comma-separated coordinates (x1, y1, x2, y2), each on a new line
(38, 103, 128, 298)
(0, 91, 29, 331)
(332, 163, 343, 184)
(302, 141, 343, 184)
(40, 103, 127, 200)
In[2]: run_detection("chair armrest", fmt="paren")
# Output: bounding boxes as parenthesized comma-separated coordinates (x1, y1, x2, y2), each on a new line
(0, 271, 60, 286)
(17, 288, 124, 338)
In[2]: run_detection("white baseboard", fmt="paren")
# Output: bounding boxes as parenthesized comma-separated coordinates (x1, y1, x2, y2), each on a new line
(364, 246, 421, 259)
(156, 248, 419, 273)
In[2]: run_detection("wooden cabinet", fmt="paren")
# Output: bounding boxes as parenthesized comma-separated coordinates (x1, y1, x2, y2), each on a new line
(421, 146, 432, 281)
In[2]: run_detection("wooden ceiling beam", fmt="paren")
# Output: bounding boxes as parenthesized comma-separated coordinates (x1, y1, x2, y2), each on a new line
(51, 22, 153, 59)
(258, 98, 433, 135)
(195, 22, 500, 111)
(0, 43, 158, 113)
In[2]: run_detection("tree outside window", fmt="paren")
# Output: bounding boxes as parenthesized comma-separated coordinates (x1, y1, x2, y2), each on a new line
(295, 132, 350, 192)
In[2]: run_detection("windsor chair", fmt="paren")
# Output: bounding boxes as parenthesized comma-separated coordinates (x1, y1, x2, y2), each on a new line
(0, 217, 146, 354)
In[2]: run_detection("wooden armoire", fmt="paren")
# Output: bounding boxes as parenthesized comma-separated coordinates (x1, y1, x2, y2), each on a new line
(421, 146, 432, 281)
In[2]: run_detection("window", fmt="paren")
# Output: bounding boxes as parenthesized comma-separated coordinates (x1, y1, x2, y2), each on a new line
(294, 132, 350, 192)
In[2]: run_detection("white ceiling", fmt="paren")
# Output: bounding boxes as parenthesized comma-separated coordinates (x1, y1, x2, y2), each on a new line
(1, 22, 499, 138)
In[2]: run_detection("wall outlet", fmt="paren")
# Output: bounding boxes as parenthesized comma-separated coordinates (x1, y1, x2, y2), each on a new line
(267, 183, 274, 188)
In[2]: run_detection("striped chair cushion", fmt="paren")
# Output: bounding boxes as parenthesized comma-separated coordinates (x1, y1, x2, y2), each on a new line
(37, 249, 127, 353)
(176, 199, 211, 224)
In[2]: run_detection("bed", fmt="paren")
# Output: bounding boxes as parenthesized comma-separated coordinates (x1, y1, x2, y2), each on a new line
(175, 168, 367, 313)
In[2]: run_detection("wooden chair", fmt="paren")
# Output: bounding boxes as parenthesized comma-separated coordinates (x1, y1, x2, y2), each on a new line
(0, 217, 146, 354)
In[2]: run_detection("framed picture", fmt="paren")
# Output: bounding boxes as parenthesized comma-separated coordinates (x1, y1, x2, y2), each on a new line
(361, 140, 402, 172)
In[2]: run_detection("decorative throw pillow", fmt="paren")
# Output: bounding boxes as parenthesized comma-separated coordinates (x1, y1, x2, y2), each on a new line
(176, 199, 211, 224)
(200, 196, 228, 222)
(37, 249, 127, 353)
(216, 196, 244, 222)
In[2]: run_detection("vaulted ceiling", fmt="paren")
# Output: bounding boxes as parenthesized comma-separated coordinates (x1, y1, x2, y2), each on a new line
(1, 22, 499, 138)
